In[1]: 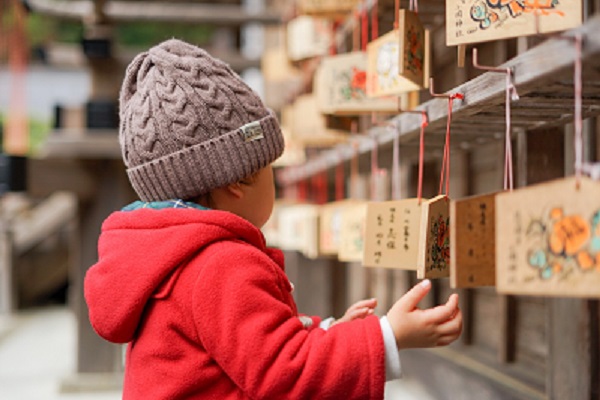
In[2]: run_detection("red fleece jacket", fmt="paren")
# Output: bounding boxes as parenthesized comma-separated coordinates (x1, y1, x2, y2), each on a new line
(84, 208, 385, 399)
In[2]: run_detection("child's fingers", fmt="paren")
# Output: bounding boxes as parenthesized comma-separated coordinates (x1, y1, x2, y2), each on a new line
(436, 333, 461, 346)
(341, 307, 374, 322)
(353, 307, 374, 318)
(396, 279, 432, 312)
(424, 294, 460, 323)
(445, 293, 459, 310)
(436, 309, 463, 336)
(350, 298, 378, 311)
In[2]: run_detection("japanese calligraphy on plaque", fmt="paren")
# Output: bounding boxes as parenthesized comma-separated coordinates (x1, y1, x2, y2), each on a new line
(314, 52, 398, 115)
(363, 199, 422, 270)
(338, 202, 368, 262)
(450, 193, 497, 288)
(446, 0, 582, 46)
(417, 195, 451, 279)
(496, 176, 600, 298)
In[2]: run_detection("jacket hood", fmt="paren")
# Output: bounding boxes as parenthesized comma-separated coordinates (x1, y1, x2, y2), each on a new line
(84, 208, 270, 343)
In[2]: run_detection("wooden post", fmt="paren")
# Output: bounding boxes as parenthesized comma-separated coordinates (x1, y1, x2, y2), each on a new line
(330, 258, 348, 319)
(0, 220, 15, 313)
(57, 159, 135, 393)
(75, 160, 134, 374)
(546, 299, 595, 399)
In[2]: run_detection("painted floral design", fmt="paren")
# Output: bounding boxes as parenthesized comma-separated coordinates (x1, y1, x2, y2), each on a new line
(470, 0, 563, 31)
(429, 215, 450, 271)
(405, 25, 424, 75)
(339, 66, 367, 101)
(527, 208, 600, 279)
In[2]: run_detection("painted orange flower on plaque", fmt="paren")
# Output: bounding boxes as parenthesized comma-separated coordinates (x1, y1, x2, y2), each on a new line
(548, 213, 590, 256)
(528, 208, 600, 279)
(576, 251, 595, 270)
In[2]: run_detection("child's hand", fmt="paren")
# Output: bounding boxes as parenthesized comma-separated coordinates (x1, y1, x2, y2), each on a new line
(331, 298, 377, 327)
(386, 279, 462, 350)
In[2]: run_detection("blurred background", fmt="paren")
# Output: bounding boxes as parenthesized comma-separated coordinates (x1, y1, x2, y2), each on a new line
(0, 1, 281, 398)
(1, 1, 599, 399)
(0, 0, 435, 398)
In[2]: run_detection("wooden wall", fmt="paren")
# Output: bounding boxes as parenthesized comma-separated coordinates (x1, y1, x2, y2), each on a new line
(285, 123, 600, 399)
(280, 2, 600, 397)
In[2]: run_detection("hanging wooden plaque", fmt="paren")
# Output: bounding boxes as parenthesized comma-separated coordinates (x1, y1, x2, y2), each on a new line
(262, 47, 304, 110)
(446, 0, 583, 46)
(292, 95, 348, 147)
(338, 201, 368, 262)
(362, 199, 423, 270)
(314, 52, 398, 115)
(287, 16, 332, 61)
(277, 204, 301, 252)
(272, 124, 307, 167)
(298, 204, 321, 260)
(417, 195, 451, 279)
(277, 204, 321, 259)
(297, 0, 360, 19)
(496, 176, 600, 298)
(366, 30, 421, 97)
(450, 192, 497, 288)
(398, 9, 426, 88)
(263, 200, 291, 247)
(320, 200, 358, 256)
(272, 105, 307, 167)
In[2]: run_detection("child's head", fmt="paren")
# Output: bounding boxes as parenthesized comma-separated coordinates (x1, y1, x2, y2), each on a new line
(118, 39, 284, 217)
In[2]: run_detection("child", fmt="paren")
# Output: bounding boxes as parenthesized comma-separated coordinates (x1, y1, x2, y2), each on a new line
(84, 39, 462, 400)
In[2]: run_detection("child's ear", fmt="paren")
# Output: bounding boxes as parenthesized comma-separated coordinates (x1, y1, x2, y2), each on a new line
(225, 182, 245, 199)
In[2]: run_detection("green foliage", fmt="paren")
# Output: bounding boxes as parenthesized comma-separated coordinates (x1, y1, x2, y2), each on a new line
(28, 116, 52, 154)
(25, 13, 212, 49)
(26, 13, 83, 47)
(116, 22, 213, 48)
(0, 114, 52, 155)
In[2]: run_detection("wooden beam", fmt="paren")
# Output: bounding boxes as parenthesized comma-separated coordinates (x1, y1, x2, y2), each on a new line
(278, 14, 600, 185)
(40, 133, 121, 159)
(12, 192, 76, 254)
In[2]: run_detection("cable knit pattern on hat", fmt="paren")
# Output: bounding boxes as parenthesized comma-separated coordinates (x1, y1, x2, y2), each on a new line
(119, 39, 284, 202)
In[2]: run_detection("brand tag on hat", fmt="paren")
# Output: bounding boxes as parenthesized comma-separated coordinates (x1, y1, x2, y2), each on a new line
(241, 121, 264, 142)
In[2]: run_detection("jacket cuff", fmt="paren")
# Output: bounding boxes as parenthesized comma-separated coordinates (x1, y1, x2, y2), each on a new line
(380, 316, 402, 381)
(319, 317, 335, 330)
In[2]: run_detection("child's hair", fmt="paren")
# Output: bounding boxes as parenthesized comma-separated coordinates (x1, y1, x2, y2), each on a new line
(118, 39, 285, 202)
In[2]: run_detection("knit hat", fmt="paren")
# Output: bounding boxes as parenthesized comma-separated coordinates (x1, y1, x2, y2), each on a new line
(119, 39, 285, 202)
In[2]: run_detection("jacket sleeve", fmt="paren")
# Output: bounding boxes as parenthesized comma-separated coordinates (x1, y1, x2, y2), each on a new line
(192, 241, 386, 400)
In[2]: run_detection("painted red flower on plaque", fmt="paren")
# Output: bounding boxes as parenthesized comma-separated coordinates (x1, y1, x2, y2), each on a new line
(350, 67, 367, 94)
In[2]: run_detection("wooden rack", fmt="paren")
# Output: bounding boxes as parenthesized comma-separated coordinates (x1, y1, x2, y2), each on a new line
(277, 14, 600, 185)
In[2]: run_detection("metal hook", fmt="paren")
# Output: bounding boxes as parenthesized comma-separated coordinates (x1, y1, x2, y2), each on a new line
(472, 47, 517, 190)
(472, 48, 519, 101)
(429, 77, 464, 100)
(397, 97, 429, 118)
